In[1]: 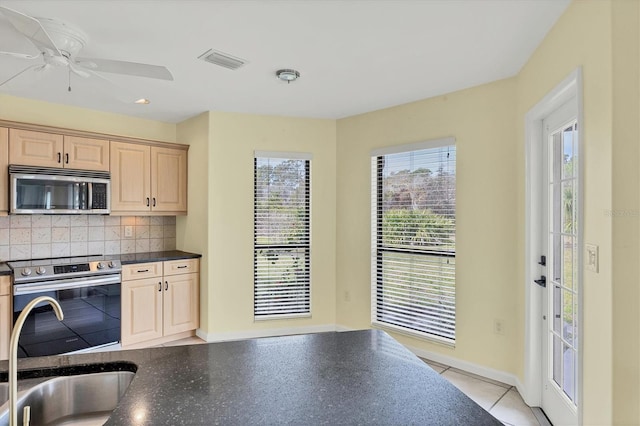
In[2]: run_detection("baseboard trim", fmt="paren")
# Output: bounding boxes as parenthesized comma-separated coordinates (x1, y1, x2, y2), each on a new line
(404, 344, 523, 392)
(196, 324, 338, 343)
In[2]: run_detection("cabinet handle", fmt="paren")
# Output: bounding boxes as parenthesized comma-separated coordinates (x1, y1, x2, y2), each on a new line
(65, 153, 69, 164)
(153, 197, 156, 207)
(165, 281, 168, 291)
(57, 152, 61, 163)
(146, 197, 150, 207)
(177, 265, 188, 269)
(158, 282, 162, 292)
(138, 269, 149, 273)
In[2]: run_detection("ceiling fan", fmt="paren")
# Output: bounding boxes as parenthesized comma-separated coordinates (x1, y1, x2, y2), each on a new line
(0, 5, 173, 93)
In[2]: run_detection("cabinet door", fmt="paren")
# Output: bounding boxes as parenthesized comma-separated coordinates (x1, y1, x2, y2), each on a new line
(163, 273, 199, 336)
(9, 129, 64, 168)
(110, 141, 151, 213)
(121, 277, 163, 346)
(151, 146, 187, 213)
(0, 128, 8, 213)
(64, 136, 110, 171)
(0, 275, 10, 360)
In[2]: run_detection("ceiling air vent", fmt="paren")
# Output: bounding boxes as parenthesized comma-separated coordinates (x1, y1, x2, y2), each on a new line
(198, 49, 247, 70)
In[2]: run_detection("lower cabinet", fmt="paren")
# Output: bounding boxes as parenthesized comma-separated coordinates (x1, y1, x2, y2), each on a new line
(121, 259, 199, 348)
(0, 276, 11, 361)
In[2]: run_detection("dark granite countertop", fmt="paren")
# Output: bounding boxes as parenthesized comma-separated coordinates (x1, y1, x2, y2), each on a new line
(111, 250, 201, 264)
(0, 251, 201, 276)
(0, 263, 11, 276)
(0, 330, 500, 425)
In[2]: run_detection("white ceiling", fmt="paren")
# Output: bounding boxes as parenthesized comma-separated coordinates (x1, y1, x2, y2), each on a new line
(0, 0, 570, 123)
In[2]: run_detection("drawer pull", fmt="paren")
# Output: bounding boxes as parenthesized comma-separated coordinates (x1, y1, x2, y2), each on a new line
(138, 269, 149, 273)
(177, 265, 188, 269)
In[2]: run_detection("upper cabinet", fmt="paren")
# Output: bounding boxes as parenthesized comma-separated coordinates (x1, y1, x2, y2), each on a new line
(9, 129, 109, 171)
(111, 142, 187, 215)
(151, 146, 188, 212)
(0, 128, 8, 214)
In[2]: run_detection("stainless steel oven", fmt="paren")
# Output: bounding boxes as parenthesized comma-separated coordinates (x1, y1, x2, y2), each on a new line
(8, 256, 122, 358)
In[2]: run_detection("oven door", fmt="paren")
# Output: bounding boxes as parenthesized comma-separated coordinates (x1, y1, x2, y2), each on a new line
(13, 275, 121, 358)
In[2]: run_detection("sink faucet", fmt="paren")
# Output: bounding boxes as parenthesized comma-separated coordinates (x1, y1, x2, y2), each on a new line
(9, 296, 64, 426)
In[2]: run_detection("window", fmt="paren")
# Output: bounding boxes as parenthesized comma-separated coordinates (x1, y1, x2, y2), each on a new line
(254, 151, 311, 318)
(371, 139, 456, 343)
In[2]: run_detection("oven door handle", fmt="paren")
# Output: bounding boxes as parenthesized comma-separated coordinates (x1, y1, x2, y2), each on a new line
(14, 274, 121, 295)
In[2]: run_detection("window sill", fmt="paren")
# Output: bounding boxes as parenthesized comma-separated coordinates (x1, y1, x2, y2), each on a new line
(372, 321, 456, 348)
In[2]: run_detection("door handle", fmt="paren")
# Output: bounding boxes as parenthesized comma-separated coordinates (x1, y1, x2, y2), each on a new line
(65, 153, 69, 164)
(534, 276, 546, 288)
(165, 281, 168, 291)
(57, 152, 61, 163)
(158, 282, 162, 292)
(153, 197, 156, 207)
(146, 197, 150, 207)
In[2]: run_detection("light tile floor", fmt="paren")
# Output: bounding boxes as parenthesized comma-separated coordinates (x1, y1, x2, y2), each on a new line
(421, 359, 548, 426)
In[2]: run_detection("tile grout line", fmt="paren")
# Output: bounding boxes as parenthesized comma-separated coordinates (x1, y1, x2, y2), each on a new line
(487, 385, 512, 412)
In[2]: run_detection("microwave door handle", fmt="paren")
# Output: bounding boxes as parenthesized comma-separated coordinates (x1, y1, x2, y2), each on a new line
(88, 182, 93, 210)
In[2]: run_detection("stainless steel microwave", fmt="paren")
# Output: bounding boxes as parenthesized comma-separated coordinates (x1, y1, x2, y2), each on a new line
(9, 165, 111, 214)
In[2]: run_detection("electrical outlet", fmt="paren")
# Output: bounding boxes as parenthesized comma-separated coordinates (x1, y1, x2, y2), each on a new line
(124, 225, 134, 238)
(586, 243, 599, 273)
(494, 319, 505, 335)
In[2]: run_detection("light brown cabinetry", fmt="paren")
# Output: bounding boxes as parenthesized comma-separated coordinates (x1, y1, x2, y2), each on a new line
(0, 276, 11, 361)
(9, 129, 109, 171)
(0, 128, 8, 214)
(121, 259, 199, 348)
(111, 142, 187, 215)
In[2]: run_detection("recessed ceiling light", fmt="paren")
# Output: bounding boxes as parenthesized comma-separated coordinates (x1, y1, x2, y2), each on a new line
(276, 69, 300, 83)
(134, 98, 150, 105)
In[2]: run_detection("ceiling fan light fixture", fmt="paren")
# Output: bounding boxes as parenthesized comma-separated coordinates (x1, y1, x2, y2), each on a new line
(134, 98, 150, 105)
(276, 69, 300, 83)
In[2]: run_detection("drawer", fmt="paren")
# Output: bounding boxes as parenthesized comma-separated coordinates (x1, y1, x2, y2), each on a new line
(0, 276, 10, 296)
(122, 262, 163, 281)
(163, 258, 199, 276)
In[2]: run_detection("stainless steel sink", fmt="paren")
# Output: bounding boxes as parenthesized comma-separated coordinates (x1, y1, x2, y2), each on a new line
(0, 371, 134, 426)
(0, 383, 7, 407)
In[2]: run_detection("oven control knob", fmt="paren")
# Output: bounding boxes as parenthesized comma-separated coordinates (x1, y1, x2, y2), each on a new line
(36, 266, 46, 275)
(108, 261, 116, 268)
(96, 262, 105, 269)
(21, 268, 32, 277)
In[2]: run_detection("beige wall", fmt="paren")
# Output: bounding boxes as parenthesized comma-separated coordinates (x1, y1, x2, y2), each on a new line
(336, 78, 520, 374)
(199, 112, 337, 335)
(611, 0, 640, 423)
(516, 1, 614, 423)
(0, 94, 176, 142)
(176, 112, 211, 329)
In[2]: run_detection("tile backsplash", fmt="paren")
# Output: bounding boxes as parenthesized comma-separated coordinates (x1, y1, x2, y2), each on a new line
(0, 215, 177, 261)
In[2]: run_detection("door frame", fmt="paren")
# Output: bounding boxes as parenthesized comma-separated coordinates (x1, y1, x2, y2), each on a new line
(523, 68, 583, 423)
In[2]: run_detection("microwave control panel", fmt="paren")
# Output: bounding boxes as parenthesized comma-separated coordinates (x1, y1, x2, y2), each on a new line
(92, 183, 108, 209)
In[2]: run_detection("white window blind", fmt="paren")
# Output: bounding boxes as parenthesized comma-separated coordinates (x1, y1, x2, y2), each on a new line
(254, 155, 310, 318)
(372, 142, 456, 342)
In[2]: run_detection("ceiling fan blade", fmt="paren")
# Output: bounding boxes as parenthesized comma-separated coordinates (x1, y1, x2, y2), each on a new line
(79, 67, 145, 103)
(75, 57, 173, 81)
(0, 50, 40, 60)
(68, 62, 90, 78)
(0, 6, 61, 56)
(0, 64, 42, 87)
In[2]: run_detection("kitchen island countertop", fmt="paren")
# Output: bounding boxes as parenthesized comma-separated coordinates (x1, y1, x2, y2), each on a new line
(1, 330, 500, 425)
